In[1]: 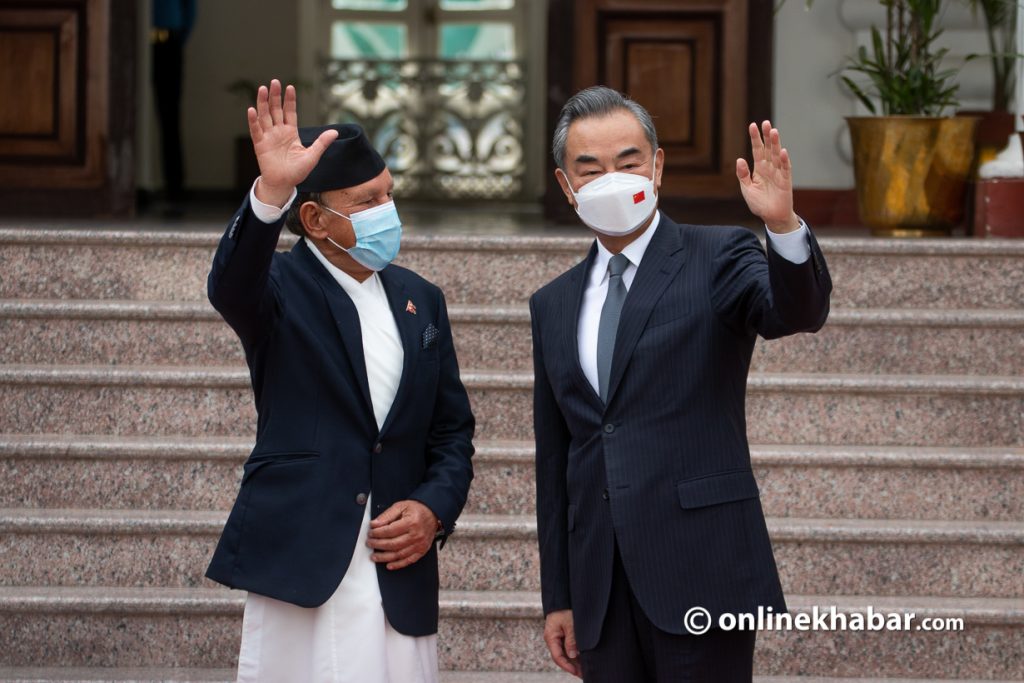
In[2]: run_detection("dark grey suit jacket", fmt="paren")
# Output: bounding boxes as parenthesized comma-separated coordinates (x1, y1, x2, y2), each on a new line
(530, 213, 831, 650)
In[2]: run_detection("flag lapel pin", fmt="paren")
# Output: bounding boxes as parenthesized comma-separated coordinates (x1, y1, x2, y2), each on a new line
(406, 299, 417, 315)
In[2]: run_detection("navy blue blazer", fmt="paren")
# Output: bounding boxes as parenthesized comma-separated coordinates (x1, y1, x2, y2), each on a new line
(530, 213, 831, 650)
(205, 198, 475, 637)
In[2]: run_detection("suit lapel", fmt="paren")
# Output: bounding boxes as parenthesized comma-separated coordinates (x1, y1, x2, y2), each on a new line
(605, 216, 686, 405)
(295, 241, 375, 420)
(565, 242, 604, 412)
(377, 266, 418, 437)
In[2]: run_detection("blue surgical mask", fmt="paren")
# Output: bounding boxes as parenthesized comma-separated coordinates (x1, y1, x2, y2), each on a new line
(321, 200, 402, 271)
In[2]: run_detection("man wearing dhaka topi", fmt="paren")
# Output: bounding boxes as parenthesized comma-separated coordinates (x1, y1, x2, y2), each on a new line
(205, 80, 475, 682)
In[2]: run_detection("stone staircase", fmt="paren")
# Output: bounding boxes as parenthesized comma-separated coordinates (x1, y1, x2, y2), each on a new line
(0, 228, 1022, 682)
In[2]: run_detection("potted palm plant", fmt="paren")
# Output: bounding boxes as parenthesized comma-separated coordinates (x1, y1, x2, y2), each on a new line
(799, 0, 984, 236)
(841, 0, 981, 236)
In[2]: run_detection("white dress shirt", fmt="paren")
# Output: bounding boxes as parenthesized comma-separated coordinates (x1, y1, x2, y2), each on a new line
(577, 210, 811, 394)
(304, 240, 404, 429)
(238, 180, 438, 683)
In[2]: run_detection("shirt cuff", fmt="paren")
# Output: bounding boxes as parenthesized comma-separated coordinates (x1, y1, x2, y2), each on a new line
(249, 178, 297, 224)
(765, 219, 811, 264)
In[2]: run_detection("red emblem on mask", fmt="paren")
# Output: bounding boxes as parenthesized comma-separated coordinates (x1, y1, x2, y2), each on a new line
(632, 191, 645, 204)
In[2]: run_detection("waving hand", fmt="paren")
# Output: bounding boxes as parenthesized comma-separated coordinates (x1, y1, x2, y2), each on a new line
(248, 79, 338, 207)
(736, 120, 800, 233)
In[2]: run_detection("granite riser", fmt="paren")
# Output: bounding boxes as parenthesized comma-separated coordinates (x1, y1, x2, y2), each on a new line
(7, 672, 1019, 683)
(2, 241, 1023, 310)
(2, 454, 1022, 522)
(3, 315, 1022, 377)
(7, 672, 1016, 683)
(2, 528, 1021, 598)
(1, 381, 1021, 447)
(0, 669, 238, 683)
(0, 610, 1019, 678)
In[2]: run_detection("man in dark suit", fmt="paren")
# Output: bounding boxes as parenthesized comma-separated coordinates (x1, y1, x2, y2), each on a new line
(532, 86, 831, 681)
(205, 80, 474, 681)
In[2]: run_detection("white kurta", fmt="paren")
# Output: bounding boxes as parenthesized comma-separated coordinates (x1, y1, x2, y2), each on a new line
(236, 238, 438, 683)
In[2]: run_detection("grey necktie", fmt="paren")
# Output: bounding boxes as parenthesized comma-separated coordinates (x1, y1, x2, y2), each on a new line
(596, 253, 630, 403)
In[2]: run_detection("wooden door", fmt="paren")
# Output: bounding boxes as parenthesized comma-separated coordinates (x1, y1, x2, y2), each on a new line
(0, 0, 135, 216)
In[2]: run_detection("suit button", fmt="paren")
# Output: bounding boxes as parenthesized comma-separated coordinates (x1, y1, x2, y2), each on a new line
(603, 424, 615, 434)
(356, 493, 368, 505)
(602, 489, 609, 500)
(373, 442, 383, 454)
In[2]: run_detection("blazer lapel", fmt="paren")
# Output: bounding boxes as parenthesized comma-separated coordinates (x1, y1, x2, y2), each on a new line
(605, 216, 686, 405)
(295, 241, 375, 420)
(565, 242, 604, 412)
(377, 267, 418, 437)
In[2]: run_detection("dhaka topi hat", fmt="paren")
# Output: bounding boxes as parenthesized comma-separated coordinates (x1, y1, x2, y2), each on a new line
(295, 123, 386, 193)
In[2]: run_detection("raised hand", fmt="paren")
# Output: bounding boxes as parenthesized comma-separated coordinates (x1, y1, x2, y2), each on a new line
(736, 120, 800, 233)
(248, 79, 338, 207)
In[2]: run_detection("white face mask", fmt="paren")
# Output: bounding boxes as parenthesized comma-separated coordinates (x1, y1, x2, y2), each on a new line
(564, 166, 658, 236)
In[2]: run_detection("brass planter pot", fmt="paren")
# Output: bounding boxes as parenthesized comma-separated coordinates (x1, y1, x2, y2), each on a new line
(847, 116, 979, 237)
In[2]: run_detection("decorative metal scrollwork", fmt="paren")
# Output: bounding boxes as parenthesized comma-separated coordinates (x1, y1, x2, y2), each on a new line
(321, 58, 527, 200)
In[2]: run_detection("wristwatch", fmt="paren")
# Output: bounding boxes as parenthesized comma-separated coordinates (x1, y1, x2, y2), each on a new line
(434, 519, 455, 548)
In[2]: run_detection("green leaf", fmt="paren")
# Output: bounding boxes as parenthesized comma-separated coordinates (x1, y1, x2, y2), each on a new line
(842, 76, 878, 114)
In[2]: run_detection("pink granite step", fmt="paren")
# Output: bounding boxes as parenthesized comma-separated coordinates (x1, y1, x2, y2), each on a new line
(3, 437, 1020, 521)
(5, 301, 1023, 376)
(0, 301, 243, 367)
(0, 670, 578, 683)
(438, 674, 573, 683)
(2, 670, 1015, 683)
(0, 435, 249, 512)
(750, 444, 1024, 522)
(0, 586, 1020, 678)
(3, 230, 1023, 310)
(0, 586, 241, 669)
(0, 668, 237, 682)
(757, 680, 1022, 683)
(466, 442, 1024, 521)
(1, 366, 1021, 446)
(753, 308, 1024, 376)
(2, 510, 1021, 599)
(0, 231, 219, 303)
(440, 517, 1024, 598)
(0, 300, 532, 371)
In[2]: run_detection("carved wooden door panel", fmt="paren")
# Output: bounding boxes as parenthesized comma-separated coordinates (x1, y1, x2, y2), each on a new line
(0, 0, 134, 216)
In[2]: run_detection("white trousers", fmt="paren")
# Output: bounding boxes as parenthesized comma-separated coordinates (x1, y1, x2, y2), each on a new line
(236, 498, 439, 683)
